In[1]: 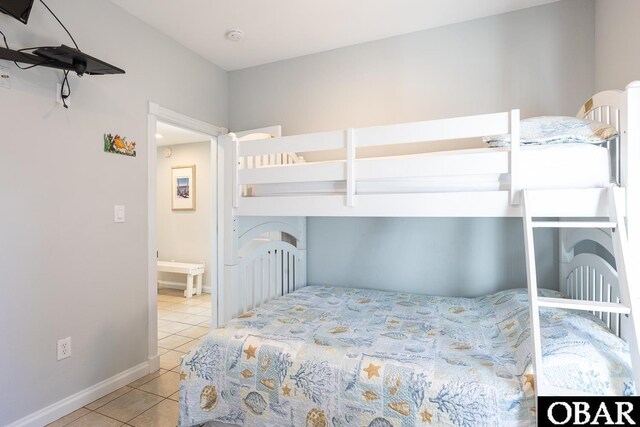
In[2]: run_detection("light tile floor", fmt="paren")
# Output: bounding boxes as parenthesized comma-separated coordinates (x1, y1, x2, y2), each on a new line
(47, 289, 211, 427)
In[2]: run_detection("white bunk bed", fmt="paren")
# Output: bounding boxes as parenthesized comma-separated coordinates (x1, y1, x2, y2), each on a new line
(178, 82, 640, 427)
(225, 109, 618, 218)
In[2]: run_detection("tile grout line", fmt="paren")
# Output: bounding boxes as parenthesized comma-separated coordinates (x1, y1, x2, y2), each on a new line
(84, 388, 135, 412)
(60, 408, 129, 427)
(123, 397, 169, 424)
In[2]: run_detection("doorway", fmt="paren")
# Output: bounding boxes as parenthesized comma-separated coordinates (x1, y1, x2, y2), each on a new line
(147, 103, 226, 372)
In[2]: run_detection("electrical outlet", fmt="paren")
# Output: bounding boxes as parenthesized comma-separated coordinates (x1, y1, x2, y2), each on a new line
(57, 337, 72, 360)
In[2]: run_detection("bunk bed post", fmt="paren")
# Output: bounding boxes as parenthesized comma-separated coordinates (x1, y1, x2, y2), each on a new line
(622, 81, 640, 385)
(221, 133, 240, 322)
(346, 128, 356, 208)
(623, 82, 640, 262)
(296, 217, 307, 288)
(558, 229, 573, 295)
(509, 109, 521, 205)
(609, 187, 640, 390)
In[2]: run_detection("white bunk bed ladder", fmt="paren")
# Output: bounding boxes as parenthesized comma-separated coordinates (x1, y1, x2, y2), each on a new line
(522, 187, 640, 400)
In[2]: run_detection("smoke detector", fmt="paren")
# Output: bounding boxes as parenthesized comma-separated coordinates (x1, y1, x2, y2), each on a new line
(226, 29, 244, 42)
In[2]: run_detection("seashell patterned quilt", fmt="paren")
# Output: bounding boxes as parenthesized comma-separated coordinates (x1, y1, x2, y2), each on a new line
(178, 286, 634, 427)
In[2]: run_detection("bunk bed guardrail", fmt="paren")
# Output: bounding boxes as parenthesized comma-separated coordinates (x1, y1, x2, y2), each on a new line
(229, 109, 523, 209)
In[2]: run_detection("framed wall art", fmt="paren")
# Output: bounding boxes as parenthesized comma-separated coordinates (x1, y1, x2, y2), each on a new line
(104, 133, 136, 157)
(172, 165, 196, 210)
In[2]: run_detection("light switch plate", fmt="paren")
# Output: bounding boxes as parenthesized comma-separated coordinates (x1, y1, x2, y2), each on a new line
(114, 205, 125, 223)
(0, 65, 11, 90)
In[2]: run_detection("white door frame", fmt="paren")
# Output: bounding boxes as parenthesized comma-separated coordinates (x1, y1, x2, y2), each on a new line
(147, 102, 227, 371)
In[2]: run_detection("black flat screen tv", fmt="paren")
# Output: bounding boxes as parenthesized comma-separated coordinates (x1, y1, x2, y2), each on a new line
(0, 0, 35, 24)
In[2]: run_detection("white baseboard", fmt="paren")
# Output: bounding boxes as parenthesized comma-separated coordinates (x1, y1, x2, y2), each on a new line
(149, 354, 160, 372)
(7, 361, 151, 427)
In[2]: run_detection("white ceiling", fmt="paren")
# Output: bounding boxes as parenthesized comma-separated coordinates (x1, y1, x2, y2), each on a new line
(156, 122, 209, 147)
(110, 0, 560, 71)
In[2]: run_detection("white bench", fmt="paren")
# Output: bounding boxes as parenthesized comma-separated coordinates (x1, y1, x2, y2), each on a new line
(157, 261, 205, 298)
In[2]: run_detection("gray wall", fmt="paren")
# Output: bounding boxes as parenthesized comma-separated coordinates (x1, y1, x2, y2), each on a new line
(157, 142, 213, 291)
(0, 1, 227, 424)
(230, 0, 594, 134)
(229, 0, 595, 295)
(594, 0, 640, 91)
(308, 217, 557, 296)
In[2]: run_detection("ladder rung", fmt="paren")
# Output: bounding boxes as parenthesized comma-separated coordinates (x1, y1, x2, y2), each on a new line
(531, 221, 616, 229)
(538, 297, 630, 314)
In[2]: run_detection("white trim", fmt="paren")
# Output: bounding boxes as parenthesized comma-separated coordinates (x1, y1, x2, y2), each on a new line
(148, 354, 159, 374)
(148, 102, 226, 364)
(217, 135, 228, 326)
(148, 102, 227, 137)
(147, 113, 159, 370)
(6, 362, 149, 427)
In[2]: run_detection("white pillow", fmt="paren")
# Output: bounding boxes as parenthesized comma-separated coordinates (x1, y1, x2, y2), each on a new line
(484, 116, 618, 147)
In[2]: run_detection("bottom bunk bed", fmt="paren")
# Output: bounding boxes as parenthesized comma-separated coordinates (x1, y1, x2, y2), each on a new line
(178, 286, 633, 427)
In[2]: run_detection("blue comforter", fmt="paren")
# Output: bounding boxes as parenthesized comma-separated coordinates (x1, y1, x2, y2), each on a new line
(178, 286, 634, 426)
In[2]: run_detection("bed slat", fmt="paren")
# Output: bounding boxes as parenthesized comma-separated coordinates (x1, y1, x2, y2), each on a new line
(564, 253, 621, 335)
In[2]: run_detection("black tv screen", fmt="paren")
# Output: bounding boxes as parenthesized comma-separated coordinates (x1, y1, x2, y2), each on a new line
(0, 0, 35, 24)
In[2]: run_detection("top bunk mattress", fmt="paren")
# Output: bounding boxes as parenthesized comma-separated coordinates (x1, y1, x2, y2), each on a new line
(249, 143, 610, 197)
(178, 286, 633, 427)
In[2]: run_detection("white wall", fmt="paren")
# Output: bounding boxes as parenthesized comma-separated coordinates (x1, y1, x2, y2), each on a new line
(157, 142, 212, 291)
(594, 0, 640, 91)
(230, 0, 594, 134)
(0, 1, 227, 424)
(229, 0, 595, 295)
